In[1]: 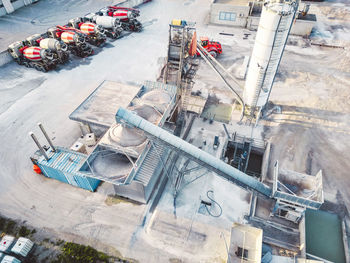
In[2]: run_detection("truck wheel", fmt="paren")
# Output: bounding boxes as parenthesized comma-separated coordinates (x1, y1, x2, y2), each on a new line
(209, 51, 217, 58)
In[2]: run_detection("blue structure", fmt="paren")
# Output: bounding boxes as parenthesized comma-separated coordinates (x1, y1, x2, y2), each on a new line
(34, 146, 101, 191)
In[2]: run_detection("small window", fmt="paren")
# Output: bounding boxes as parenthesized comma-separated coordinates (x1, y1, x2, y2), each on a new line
(219, 11, 226, 20)
(219, 11, 237, 22)
(236, 247, 249, 259)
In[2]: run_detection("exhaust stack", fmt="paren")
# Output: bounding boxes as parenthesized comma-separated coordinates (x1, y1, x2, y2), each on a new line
(38, 122, 56, 152)
(29, 132, 49, 161)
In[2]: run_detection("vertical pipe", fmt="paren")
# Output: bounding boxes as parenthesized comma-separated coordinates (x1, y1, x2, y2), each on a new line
(38, 122, 56, 152)
(29, 132, 49, 161)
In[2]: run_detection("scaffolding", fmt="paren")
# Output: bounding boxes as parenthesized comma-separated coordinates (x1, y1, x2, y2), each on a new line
(162, 21, 199, 121)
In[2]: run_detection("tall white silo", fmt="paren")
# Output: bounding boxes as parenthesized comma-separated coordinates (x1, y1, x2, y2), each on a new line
(243, 0, 298, 109)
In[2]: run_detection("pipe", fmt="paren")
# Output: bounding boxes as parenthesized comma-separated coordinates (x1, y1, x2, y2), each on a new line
(29, 132, 49, 161)
(222, 124, 231, 139)
(196, 46, 245, 120)
(116, 107, 272, 197)
(197, 43, 243, 91)
(38, 122, 56, 152)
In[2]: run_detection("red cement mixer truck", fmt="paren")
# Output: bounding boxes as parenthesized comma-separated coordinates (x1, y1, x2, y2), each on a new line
(83, 13, 124, 39)
(97, 6, 142, 32)
(68, 18, 107, 46)
(24, 34, 70, 64)
(8, 41, 58, 72)
(47, 26, 94, 58)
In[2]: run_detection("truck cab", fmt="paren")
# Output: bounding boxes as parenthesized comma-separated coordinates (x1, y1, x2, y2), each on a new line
(198, 36, 222, 58)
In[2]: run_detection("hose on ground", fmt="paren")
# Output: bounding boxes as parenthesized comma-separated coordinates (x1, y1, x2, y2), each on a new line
(204, 190, 222, 218)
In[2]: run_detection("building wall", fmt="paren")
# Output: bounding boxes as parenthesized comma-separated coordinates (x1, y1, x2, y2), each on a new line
(12, 0, 26, 10)
(290, 19, 315, 36)
(0, 50, 12, 67)
(114, 181, 147, 203)
(210, 3, 250, 28)
(211, 3, 316, 36)
(0, 0, 36, 16)
(246, 16, 260, 30)
(0, 7, 7, 16)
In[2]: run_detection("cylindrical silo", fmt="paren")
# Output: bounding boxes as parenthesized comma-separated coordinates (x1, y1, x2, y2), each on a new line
(243, 0, 297, 109)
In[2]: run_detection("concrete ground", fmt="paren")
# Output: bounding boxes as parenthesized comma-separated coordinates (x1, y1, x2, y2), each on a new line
(1, 0, 350, 262)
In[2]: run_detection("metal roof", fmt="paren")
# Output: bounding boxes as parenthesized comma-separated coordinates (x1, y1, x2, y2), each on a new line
(37, 147, 87, 174)
(69, 80, 141, 128)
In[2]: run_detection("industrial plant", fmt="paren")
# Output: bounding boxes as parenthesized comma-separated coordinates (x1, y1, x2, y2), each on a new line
(0, 0, 349, 262)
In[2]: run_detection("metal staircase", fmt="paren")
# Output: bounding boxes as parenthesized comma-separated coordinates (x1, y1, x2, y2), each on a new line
(134, 142, 167, 185)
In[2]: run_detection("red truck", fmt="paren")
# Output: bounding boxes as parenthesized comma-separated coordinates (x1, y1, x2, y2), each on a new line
(197, 36, 222, 58)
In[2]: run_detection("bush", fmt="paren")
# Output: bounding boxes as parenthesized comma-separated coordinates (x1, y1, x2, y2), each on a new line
(52, 242, 110, 263)
(19, 226, 31, 237)
(4, 219, 17, 235)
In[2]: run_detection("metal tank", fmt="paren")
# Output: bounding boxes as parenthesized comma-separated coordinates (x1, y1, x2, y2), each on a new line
(113, 10, 130, 20)
(243, 0, 297, 109)
(40, 38, 62, 51)
(95, 16, 118, 28)
(23, 47, 46, 61)
(61, 31, 81, 44)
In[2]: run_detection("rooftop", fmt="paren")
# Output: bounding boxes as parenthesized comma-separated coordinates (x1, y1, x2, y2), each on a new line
(213, 0, 252, 6)
(69, 81, 140, 129)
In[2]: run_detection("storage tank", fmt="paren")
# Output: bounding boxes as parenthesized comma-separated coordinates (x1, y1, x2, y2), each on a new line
(40, 38, 62, 51)
(95, 16, 118, 28)
(23, 46, 45, 61)
(243, 0, 297, 109)
(80, 22, 98, 35)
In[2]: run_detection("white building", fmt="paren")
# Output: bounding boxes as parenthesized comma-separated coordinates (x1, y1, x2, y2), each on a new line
(210, 0, 316, 36)
(0, 0, 39, 16)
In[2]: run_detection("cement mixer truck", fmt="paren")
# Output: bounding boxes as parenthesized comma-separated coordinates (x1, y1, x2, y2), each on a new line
(97, 6, 142, 32)
(24, 34, 69, 64)
(83, 13, 123, 39)
(68, 17, 107, 46)
(47, 26, 93, 58)
(8, 41, 58, 72)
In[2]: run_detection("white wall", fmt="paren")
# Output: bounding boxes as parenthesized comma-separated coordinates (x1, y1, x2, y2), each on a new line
(0, 7, 7, 16)
(291, 19, 315, 36)
(210, 3, 250, 28)
(0, 50, 13, 67)
(210, 3, 316, 36)
(12, 0, 26, 10)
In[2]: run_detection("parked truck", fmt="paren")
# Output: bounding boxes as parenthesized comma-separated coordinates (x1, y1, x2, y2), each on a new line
(24, 34, 69, 64)
(47, 26, 93, 58)
(8, 41, 58, 72)
(97, 6, 142, 32)
(68, 18, 107, 46)
(83, 13, 124, 39)
(197, 36, 222, 58)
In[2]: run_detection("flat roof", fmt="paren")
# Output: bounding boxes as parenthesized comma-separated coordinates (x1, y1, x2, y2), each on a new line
(214, 0, 251, 6)
(297, 13, 317, 22)
(228, 223, 263, 263)
(69, 81, 141, 128)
